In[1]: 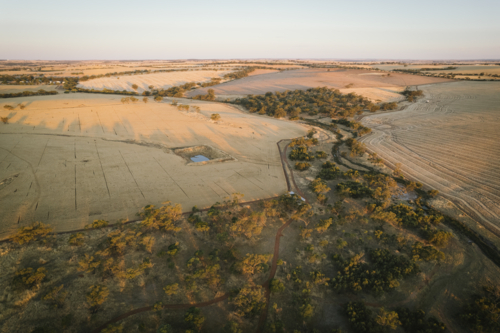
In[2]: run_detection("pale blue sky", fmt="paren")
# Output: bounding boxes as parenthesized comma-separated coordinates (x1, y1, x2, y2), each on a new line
(1, 0, 499, 60)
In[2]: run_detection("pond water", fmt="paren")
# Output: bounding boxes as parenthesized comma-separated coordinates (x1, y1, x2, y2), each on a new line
(191, 155, 210, 162)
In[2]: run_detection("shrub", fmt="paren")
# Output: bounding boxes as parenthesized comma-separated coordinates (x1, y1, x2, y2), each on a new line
(210, 113, 221, 121)
(1, 117, 8, 124)
(85, 219, 108, 230)
(11, 222, 53, 245)
(164, 283, 179, 295)
(295, 162, 311, 170)
(13, 267, 46, 289)
(270, 279, 285, 293)
(154, 95, 163, 102)
(131, 84, 139, 90)
(68, 233, 85, 246)
(232, 284, 266, 317)
(86, 285, 109, 311)
(184, 307, 205, 331)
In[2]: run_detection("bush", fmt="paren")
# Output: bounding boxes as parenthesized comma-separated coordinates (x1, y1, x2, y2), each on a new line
(68, 233, 85, 246)
(210, 113, 221, 121)
(13, 267, 46, 289)
(1, 117, 8, 124)
(295, 162, 311, 170)
(11, 222, 53, 245)
(460, 286, 500, 333)
(86, 285, 109, 312)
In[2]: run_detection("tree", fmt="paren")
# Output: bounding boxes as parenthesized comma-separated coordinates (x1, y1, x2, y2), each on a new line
(184, 307, 205, 331)
(139, 201, 182, 233)
(102, 324, 123, 333)
(234, 253, 271, 276)
(164, 283, 179, 296)
(1, 117, 8, 124)
(11, 222, 53, 245)
(211, 113, 221, 121)
(68, 233, 85, 246)
(310, 178, 330, 194)
(143, 97, 149, 103)
(232, 284, 266, 317)
(154, 95, 163, 102)
(270, 279, 285, 293)
(376, 308, 401, 329)
(86, 285, 109, 312)
(300, 303, 314, 319)
(131, 84, 138, 90)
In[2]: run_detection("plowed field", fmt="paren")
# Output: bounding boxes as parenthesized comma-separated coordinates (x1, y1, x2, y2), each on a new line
(360, 82, 500, 233)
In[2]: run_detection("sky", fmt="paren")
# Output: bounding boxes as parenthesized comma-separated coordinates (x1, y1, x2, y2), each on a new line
(1, 0, 499, 60)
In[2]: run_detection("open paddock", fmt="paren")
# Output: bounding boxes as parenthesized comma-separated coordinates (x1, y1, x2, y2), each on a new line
(0, 93, 307, 238)
(77, 70, 234, 93)
(186, 68, 452, 101)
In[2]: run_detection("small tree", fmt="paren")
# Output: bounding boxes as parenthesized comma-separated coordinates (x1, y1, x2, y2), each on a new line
(1, 117, 8, 124)
(232, 284, 266, 317)
(13, 267, 46, 289)
(87, 285, 109, 313)
(131, 84, 139, 90)
(154, 95, 163, 102)
(184, 307, 205, 331)
(211, 113, 221, 121)
(376, 308, 401, 329)
(68, 233, 85, 246)
(143, 97, 149, 103)
(164, 283, 179, 296)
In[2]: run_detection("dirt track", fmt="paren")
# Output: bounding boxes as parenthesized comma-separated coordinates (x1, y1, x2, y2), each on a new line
(359, 81, 500, 234)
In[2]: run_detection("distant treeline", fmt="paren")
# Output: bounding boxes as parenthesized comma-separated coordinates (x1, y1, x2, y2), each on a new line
(0, 74, 68, 85)
(0, 89, 58, 98)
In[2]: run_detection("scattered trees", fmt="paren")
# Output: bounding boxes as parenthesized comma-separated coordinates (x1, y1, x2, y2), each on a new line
(459, 285, 500, 333)
(232, 284, 266, 317)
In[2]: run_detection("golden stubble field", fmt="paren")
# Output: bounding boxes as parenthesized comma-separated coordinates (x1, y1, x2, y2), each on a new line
(360, 81, 500, 235)
(76, 70, 234, 93)
(0, 94, 307, 239)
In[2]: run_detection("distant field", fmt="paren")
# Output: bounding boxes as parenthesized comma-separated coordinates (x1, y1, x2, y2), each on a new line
(0, 85, 57, 94)
(0, 93, 306, 238)
(77, 70, 233, 93)
(360, 81, 500, 233)
(372, 64, 500, 75)
(186, 68, 452, 101)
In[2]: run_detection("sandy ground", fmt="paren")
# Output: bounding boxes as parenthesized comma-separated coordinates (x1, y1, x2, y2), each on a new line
(359, 81, 500, 233)
(186, 68, 452, 99)
(338, 86, 405, 102)
(77, 70, 233, 93)
(0, 85, 58, 94)
(0, 93, 307, 238)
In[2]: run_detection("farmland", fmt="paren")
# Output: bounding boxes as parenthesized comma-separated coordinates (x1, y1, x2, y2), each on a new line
(360, 81, 500, 235)
(0, 93, 306, 238)
(186, 68, 452, 102)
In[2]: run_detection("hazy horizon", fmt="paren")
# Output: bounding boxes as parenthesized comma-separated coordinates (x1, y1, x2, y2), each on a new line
(1, 0, 499, 60)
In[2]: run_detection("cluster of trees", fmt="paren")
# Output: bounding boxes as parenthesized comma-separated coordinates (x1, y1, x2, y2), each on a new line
(193, 89, 216, 101)
(332, 119, 372, 136)
(402, 89, 424, 102)
(331, 249, 420, 295)
(346, 138, 366, 156)
(0, 89, 58, 98)
(233, 87, 372, 119)
(0, 74, 69, 85)
(459, 285, 500, 333)
(343, 302, 446, 333)
(222, 67, 255, 80)
(199, 77, 221, 87)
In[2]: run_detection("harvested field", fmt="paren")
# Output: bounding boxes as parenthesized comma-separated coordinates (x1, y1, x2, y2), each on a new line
(0, 85, 57, 94)
(359, 81, 500, 234)
(77, 70, 233, 93)
(0, 93, 307, 238)
(247, 69, 280, 76)
(186, 68, 452, 99)
(373, 64, 500, 75)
